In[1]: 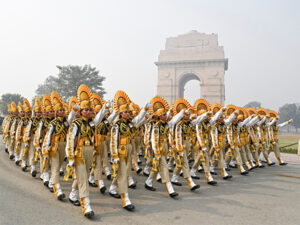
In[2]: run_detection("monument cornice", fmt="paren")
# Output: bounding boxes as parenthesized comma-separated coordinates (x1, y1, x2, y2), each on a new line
(155, 58, 228, 70)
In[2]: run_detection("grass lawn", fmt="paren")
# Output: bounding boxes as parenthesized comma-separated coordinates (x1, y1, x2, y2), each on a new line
(278, 134, 299, 154)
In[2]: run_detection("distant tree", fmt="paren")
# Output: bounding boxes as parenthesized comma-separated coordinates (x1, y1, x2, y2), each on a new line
(35, 65, 106, 101)
(278, 103, 297, 133)
(293, 106, 300, 133)
(244, 101, 261, 109)
(35, 75, 60, 97)
(0, 93, 24, 115)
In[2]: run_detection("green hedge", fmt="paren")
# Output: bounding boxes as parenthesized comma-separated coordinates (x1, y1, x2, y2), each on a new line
(279, 147, 297, 154)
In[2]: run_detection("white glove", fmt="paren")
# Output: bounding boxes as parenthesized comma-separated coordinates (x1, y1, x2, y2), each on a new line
(185, 109, 190, 115)
(73, 104, 80, 111)
(145, 103, 151, 110)
(156, 157, 161, 161)
(231, 146, 235, 150)
(17, 142, 21, 146)
(179, 153, 184, 157)
(37, 147, 41, 152)
(272, 142, 277, 145)
(105, 101, 112, 108)
(68, 160, 75, 167)
(25, 144, 29, 148)
(202, 148, 207, 152)
(114, 158, 120, 164)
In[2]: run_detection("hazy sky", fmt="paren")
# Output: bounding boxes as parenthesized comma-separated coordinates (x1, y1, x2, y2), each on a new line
(0, 0, 299, 110)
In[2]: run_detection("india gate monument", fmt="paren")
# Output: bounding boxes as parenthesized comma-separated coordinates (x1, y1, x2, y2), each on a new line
(155, 30, 228, 105)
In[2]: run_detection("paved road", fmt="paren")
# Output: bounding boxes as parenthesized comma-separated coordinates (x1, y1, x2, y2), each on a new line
(1, 141, 300, 225)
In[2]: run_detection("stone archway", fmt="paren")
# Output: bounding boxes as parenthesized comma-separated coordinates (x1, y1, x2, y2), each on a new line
(178, 73, 200, 99)
(155, 31, 228, 106)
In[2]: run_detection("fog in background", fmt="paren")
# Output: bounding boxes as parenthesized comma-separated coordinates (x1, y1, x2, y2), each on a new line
(0, 0, 299, 110)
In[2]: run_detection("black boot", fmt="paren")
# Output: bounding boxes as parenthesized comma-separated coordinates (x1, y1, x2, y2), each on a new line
(124, 204, 135, 212)
(100, 186, 106, 194)
(109, 192, 121, 199)
(169, 192, 179, 198)
(191, 184, 200, 191)
(145, 183, 156, 191)
(69, 198, 81, 206)
(84, 211, 95, 218)
(207, 181, 217, 186)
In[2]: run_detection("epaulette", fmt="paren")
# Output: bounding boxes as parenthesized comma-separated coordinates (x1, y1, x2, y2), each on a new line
(177, 120, 183, 126)
(72, 118, 82, 127)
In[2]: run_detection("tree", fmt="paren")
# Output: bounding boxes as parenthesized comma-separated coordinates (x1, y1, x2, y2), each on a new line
(244, 101, 261, 109)
(35, 65, 106, 101)
(0, 93, 24, 115)
(278, 103, 297, 133)
(293, 106, 300, 133)
(35, 76, 60, 97)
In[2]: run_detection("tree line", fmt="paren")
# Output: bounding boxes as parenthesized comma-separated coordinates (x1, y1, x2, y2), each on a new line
(0, 64, 105, 115)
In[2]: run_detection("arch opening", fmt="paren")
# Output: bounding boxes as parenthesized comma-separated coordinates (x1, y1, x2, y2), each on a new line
(178, 74, 201, 104)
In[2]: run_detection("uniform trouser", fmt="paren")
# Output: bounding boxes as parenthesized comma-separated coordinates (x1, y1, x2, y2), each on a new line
(72, 179, 78, 190)
(28, 142, 36, 167)
(8, 137, 15, 155)
(94, 141, 106, 181)
(134, 136, 141, 155)
(130, 138, 138, 171)
(19, 143, 26, 162)
(188, 142, 196, 160)
(269, 144, 281, 158)
(14, 141, 22, 158)
(240, 146, 249, 163)
(145, 148, 153, 168)
(265, 143, 281, 163)
(168, 153, 175, 165)
(102, 138, 109, 168)
(20, 140, 35, 166)
(111, 144, 132, 194)
(75, 146, 93, 198)
(149, 155, 170, 184)
(173, 141, 191, 179)
(126, 143, 133, 177)
(225, 147, 243, 166)
(50, 142, 66, 184)
(40, 152, 49, 173)
(192, 149, 210, 173)
(245, 145, 254, 162)
(211, 148, 225, 169)
(251, 145, 259, 161)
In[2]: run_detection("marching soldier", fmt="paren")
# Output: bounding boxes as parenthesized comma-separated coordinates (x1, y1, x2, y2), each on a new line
(42, 92, 68, 200)
(224, 105, 249, 175)
(144, 96, 178, 198)
(23, 97, 43, 177)
(267, 110, 292, 165)
(92, 93, 111, 194)
(67, 84, 106, 218)
(15, 100, 32, 169)
(170, 98, 200, 191)
(34, 94, 55, 185)
(3, 102, 18, 158)
(190, 99, 218, 185)
(109, 90, 135, 211)
(210, 103, 232, 180)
